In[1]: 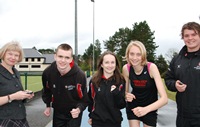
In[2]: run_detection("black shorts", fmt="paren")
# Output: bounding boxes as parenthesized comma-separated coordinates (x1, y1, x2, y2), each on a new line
(126, 105, 157, 126)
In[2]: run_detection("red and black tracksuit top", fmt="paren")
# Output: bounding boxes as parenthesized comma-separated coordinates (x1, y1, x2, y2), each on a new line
(88, 76, 126, 126)
(42, 61, 88, 112)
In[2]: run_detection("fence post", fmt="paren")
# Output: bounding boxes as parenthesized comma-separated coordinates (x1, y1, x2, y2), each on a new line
(24, 72, 27, 90)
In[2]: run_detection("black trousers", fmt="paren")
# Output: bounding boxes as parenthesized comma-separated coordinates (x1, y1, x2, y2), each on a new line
(176, 114, 200, 127)
(53, 109, 83, 127)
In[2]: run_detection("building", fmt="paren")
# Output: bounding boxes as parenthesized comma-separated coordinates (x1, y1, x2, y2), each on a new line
(15, 48, 54, 73)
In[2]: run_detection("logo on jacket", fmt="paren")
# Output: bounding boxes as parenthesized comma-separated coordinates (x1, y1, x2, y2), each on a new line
(194, 62, 200, 70)
(65, 85, 75, 90)
(98, 87, 101, 91)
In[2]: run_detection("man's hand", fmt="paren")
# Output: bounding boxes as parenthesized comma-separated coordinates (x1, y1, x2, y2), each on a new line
(44, 107, 51, 117)
(70, 108, 81, 118)
(176, 80, 187, 92)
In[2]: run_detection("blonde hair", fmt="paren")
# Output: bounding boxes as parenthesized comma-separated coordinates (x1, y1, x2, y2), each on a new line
(0, 41, 24, 62)
(124, 40, 147, 66)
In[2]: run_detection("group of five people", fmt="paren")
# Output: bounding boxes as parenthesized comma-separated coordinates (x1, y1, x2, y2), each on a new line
(0, 21, 200, 127)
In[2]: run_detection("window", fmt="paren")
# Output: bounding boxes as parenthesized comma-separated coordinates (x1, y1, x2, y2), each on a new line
(31, 65, 40, 68)
(19, 65, 28, 68)
(31, 58, 34, 62)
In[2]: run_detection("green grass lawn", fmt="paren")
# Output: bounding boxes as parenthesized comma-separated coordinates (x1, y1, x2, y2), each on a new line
(20, 76, 43, 92)
(165, 87, 176, 101)
(162, 79, 176, 101)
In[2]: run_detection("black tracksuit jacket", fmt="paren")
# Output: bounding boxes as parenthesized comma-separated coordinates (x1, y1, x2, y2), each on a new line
(165, 46, 200, 118)
(42, 61, 88, 112)
(88, 76, 126, 126)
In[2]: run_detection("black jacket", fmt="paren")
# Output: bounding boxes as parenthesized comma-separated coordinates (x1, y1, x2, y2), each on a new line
(88, 76, 126, 126)
(0, 64, 26, 119)
(42, 61, 88, 112)
(165, 46, 200, 118)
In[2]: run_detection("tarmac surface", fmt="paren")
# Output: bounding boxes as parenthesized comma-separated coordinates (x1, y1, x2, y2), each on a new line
(26, 95, 177, 127)
(26, 77, 177, 127)
(26, 91, 52, 127)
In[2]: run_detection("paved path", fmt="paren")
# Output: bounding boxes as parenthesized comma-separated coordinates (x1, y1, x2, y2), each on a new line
(157, 99, 177, 127)
(45, 99, 177, 127)
(26, 76, 177, 127)
(26, 94, 176, 127)
(45, 108, 129, 127)
(26, 92, 52, 127)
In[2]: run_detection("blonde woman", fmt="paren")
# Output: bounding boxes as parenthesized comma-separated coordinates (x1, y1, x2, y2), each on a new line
(122, 40, 168, 127)
(0, 41, 34, 127)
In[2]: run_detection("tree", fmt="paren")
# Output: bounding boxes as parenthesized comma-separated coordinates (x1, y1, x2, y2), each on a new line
(154, 55, 168, 78)
(81, 39, 101, 71)
(38, 48, 55, 54)
(103, 27, 133, 67)
(165, 48, 179, 64)
(94, 40, 102, 69)
(131, 21, 158, 62)
(82, 44, 93, 71)
(104, 21, 158, 67)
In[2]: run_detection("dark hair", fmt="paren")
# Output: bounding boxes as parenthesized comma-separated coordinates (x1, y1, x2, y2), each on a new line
(181, 22, 200, 39)
(92, 50, 124, 87)
(55, 43, 73, 56)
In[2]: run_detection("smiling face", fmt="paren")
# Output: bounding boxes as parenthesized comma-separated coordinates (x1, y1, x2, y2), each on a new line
(128, 45, 142, 67)
(125, 40, 147, 66)
(3, 50, 20, 67)
(101, 54, 116, 77)
(54, 48, 73, 73)
(183, 29, 200, 52)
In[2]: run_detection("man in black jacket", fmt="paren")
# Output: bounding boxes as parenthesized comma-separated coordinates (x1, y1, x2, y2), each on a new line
(165, 22, 200, 127)
(42, 43, 88, 127)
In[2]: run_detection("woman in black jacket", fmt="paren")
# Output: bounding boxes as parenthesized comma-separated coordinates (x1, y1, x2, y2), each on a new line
(88, 51, 126, 127)
(0, 41, 34, 127)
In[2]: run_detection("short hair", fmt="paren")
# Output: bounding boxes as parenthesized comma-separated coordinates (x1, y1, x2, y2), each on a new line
(181, 22, 200, 39)
(0, 41, 24, 62)
(124, 40, 147, 66)
(55, 43, 73, 57)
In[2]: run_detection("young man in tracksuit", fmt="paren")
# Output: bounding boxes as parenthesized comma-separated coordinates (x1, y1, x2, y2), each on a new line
(165, 22, 200, 127)
(42, 43, 88, 127)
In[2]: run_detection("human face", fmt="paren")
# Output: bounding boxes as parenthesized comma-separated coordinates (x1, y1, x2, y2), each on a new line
(128, 45, 142, 66)
(101, 54, 116, 77)
(183, 29, 200, 52)
(54, 49, 73, 71)
(2, 50, 20, 67)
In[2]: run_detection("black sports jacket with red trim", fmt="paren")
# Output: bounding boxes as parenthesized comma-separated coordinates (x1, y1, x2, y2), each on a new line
(42, 61, 88, 112)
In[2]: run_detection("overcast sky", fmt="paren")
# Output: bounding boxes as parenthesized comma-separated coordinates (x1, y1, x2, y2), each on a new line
(0, 0, 199, 57)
